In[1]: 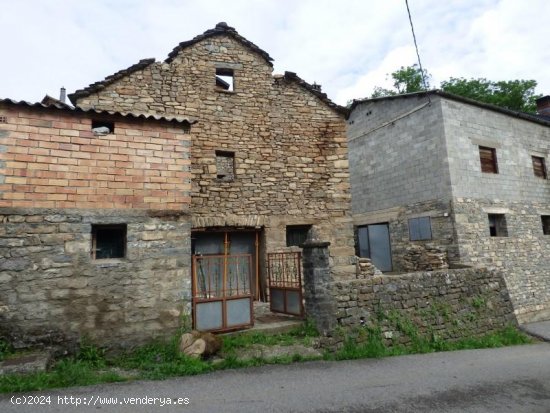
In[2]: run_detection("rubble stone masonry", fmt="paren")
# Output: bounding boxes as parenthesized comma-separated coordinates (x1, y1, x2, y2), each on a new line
(0, 103, 192, 348)
(73, 28, 355, 272)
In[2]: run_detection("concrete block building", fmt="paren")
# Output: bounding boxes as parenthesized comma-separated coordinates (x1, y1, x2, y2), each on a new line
(347, 91, 550, 323)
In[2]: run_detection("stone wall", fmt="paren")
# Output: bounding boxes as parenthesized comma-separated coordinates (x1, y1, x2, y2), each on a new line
(72, 25, 356, 271)
(321, 267, 516, 350)
(453, 198, 550, 323)
(0, 208, 191, 349)
(0, 103, 192, 210)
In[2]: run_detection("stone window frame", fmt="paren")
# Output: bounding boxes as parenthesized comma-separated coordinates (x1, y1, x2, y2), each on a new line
(542, 216, 550, 235)
(487, 214, 508, 237)
(408, 216, 432, 241)
(91, 224, 127, 260)
(215, 150, 236, 182)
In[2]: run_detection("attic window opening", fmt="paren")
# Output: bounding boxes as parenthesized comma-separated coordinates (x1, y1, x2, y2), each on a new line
(216, 68, 234, 92)
(0, 115, 7, 123)
(92, 120, 115, 135)
(215, 150, 235, 181)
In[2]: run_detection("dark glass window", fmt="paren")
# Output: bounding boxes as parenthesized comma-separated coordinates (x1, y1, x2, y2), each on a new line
(92, 225, 126, 259)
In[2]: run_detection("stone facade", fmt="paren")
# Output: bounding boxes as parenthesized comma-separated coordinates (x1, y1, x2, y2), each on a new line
(0, 101, 193, 348)
(301, 242, 516, 351)
(347, 91, 550, 322)
(70, 23, 356, 283)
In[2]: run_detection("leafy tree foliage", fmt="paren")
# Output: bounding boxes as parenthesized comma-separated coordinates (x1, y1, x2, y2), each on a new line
(371, 64, 431, 98)
(370, 65, 542, 113)
(440, 78, 541, 113)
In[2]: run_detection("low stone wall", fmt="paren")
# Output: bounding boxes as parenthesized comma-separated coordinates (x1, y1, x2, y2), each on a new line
(0, 208, 191, 350)
(321, 267, 516, 350)
(301, 242, 516, 350)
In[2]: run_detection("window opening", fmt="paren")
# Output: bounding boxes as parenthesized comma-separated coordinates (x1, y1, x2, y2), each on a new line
(488, 214, 507, 237)
(92, 224, 126, 259)
(479, 146, 498, 174)
(92, 120, 115, 135)
(542, 216, 550, 235)
(215, 68, 234, 92)
(286, 225, 312, 247)
(215, 151, 235, 181)
(532, 156, 547, 179)
(408, 216, 432, 241)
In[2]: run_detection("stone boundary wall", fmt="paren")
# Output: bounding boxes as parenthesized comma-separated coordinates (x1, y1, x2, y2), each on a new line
(322, 267, 516, 350)
(301, 241, 516, 351)
(0, 208, 191, 350)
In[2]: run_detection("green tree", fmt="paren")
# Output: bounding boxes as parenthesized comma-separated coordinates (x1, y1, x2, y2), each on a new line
(370, 64, 542, 114)
(440, 78, 541, 113)
(370, 64, 431, 98)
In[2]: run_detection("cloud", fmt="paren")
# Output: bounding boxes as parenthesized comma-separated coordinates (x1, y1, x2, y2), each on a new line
(0, 0, 548, 106)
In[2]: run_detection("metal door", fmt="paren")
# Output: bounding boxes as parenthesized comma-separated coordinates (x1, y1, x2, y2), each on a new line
(267, 252, 304, 317)
(357, 224, 393, 271)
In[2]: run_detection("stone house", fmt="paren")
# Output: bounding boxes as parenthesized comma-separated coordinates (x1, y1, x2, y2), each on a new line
(0, 98, 195, 347)
(347, 90, 550, 323)
(68, 23, 355, 333)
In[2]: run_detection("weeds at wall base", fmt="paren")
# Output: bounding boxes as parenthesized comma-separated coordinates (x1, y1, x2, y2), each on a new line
(0, 322, 533, 394)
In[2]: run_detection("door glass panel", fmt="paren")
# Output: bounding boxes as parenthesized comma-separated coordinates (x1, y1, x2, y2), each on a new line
(368, 224, 392, 272)
(227, 298, 252, 327)
(357, 226, 370, 257)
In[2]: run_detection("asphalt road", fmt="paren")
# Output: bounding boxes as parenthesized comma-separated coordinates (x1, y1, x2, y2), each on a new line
(1, 343, 549, 413)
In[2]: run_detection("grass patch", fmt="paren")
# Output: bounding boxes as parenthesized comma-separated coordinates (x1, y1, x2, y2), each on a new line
(0, 322, 320, 393)
(0, 321, 532, 394)
(329, 324, 533, 362)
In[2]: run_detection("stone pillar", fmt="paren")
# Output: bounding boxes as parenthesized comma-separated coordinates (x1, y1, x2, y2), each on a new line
(301, 240, 336, 335)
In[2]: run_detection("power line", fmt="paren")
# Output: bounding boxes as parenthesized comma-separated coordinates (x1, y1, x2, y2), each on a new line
(405, 0, 431, 98)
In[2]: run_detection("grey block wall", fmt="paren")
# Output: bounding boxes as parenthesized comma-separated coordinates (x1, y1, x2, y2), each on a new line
(441, 99, 550, 202)
(347, 95, 452, 215)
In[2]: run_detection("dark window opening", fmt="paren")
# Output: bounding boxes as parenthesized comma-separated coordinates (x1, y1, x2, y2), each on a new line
(532, 156, 547, 179)
(542, 216, 550, 235)
(92, 224, 126, 259)
(92, 120, 115, 135)
(0, 115, 7, 123)
(488, 214, 507, 237)
(215, 150, 235, 181)
(286, 225, 312, 247)
(215, 68, 234, 92)
(408, 216, 432, 241)
(479, 146, 498, 174)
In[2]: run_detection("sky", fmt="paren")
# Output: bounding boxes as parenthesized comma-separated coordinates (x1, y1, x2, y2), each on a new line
(1, 0, 548, 106)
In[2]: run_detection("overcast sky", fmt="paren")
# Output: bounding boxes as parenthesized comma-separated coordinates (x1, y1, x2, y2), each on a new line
(1, 0, 548, 106)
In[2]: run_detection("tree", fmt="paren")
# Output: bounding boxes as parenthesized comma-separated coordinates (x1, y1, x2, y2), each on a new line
(370, 64, 542, 113)
(440, 78, 541, 113)
(370, 64, 431, 98)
